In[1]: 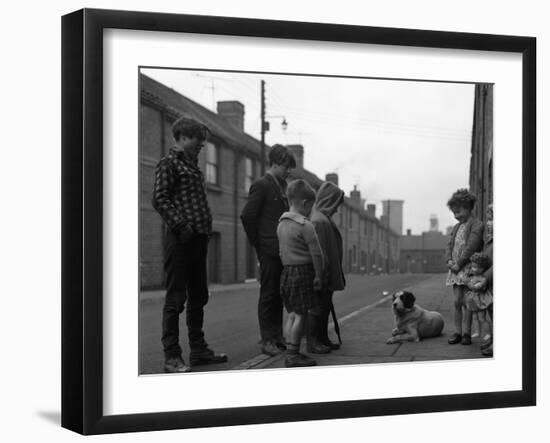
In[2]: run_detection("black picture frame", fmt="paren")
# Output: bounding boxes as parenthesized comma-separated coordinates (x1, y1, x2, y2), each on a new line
(61, 8, 536, 435)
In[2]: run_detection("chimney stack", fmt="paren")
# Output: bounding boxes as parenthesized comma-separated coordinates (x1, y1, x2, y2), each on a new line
(350, 185, 361, 206)
(429, 214, 439, 232)
(287, 144, 304, 169)
(407, 229, 411, 236)
(367, 204, 376, 217)
(217, 101, 245, 132)
(325, 173, 339, 186)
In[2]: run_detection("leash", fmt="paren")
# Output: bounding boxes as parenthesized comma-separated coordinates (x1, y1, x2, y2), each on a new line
(330, 300, 342, 344)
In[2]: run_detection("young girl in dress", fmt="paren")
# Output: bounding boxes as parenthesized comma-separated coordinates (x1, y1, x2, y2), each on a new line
(445, 189, 484, 345)
(465, 253, 493, 349)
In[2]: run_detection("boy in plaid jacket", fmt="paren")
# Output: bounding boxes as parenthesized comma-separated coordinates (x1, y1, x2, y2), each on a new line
(152, 116, 227, 373)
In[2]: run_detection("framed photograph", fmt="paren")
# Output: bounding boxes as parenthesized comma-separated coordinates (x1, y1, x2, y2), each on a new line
(62, 8, 536, 435)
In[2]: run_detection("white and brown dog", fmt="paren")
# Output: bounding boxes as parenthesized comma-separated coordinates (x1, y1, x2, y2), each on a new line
(386, 291, 444, 344)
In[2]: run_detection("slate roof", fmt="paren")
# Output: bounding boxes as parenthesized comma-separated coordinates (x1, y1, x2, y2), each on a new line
(140, 73, 262, 157)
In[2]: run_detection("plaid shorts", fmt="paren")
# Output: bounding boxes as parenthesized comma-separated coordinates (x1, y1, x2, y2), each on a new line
(280, 263, 319, 315)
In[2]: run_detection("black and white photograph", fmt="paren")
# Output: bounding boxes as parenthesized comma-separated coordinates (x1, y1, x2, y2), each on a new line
(138, 68, 494, 375)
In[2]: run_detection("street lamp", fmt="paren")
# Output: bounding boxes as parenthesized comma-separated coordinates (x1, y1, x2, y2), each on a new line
(261, 113, 289, 174)
(264, 115, 288, 132)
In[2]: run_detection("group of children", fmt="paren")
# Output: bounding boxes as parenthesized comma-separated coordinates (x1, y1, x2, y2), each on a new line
(277, 184, 495, 368)
(445, 189, 494, 356)
(277, 179, 345, 368)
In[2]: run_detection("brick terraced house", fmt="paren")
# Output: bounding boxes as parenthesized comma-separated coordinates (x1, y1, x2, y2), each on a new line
(139, 74, 400, 288)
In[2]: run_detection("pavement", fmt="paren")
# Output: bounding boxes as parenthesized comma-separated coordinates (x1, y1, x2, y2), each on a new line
(245, 274, 487, 370)
(139, 273, 438, 374)
(140, 280, 260, 303)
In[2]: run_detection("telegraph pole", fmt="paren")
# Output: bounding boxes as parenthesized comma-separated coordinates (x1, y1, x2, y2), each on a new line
(260, 80, 266, 175)
(386, 200, 391, 273)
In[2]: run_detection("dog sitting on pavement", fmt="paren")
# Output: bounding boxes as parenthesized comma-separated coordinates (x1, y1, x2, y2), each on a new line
(386, 290, 444, 344)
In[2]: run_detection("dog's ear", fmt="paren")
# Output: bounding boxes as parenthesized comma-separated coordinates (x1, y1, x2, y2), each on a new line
(402, 291, 416, 308)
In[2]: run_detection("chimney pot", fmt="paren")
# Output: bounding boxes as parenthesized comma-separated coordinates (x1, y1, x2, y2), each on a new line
(325, 173, 339, 186)
(287, 144, 304, 169)
(367, 204, 376, 217)
(217, 100, 245, 132)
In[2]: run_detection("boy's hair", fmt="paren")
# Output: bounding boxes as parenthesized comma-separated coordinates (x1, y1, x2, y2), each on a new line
(470, 252, 490, 269)
(447, 188, 477, 211)
(172, 116, 210, 142)
(286, 179, 315, 204)
(268, 144, 297, 168)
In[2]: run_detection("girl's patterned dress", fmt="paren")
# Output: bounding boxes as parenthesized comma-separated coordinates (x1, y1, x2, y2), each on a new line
(445, 222, 471, 286)
(464, 275, 493, 311)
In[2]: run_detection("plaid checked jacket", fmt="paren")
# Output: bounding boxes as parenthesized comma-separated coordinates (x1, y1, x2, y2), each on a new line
(152, 147, 212, 235)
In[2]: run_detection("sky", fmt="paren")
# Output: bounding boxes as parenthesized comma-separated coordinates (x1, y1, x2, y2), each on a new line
(142, 68, 475, 235)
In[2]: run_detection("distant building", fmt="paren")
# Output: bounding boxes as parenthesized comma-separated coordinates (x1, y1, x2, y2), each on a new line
(429, 214, 439, 232)
(382, 200, 404, 236)
(399, 225, 448, 274)
(139, 73, 400, 288)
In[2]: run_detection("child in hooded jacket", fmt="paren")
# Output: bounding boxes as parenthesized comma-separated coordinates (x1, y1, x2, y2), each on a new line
(307, 181, 346, 353)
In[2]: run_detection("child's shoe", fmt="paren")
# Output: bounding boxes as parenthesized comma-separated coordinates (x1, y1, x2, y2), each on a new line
(262, 341, 283, 356)
(461, 333, 472, 345)
(481, 344, 493, 357)
(307, 340, 331, 354)
(480, 337, 493, 350)
(189, 348, 228, 366)
(285, 353, 317, 368)
(322, 338, 341, 350)
(448, 333, 462, 344)
(164, 356, 192, 373)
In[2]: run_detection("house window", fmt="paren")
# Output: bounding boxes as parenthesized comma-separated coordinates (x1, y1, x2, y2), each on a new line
(348, 212, 353, 228)
(353, 245, 357, 264)
(205, 142, 219, 185)
(244, 157, 254, 192)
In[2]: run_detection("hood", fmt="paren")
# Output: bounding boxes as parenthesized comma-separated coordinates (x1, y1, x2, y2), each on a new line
(315, 181, 344, 217)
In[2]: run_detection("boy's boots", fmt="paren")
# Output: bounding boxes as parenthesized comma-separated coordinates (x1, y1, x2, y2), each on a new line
(318, 308, 340, 350)
(306, 313, 331, 354)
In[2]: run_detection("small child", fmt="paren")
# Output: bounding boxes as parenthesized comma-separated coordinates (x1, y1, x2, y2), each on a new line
(277, 179, 324, 368)
(308, 181, 346, 353)
(465, 253, 493, 347)
(445, 189, 484, 346)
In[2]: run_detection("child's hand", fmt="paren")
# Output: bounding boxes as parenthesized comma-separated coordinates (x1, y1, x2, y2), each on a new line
(476, 276, 488, 291)
(313, 276, 322, 291)
(447, 260, 455, 270)
(450, 263, 461, 273)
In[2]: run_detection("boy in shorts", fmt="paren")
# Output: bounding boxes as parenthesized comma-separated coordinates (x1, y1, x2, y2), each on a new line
(277, 179, 324, 367)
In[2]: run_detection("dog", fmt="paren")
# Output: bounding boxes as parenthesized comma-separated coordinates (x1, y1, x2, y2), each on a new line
(386, 290, 444, 344)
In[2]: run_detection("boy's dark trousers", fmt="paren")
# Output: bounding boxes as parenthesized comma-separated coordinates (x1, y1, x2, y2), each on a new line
(161, 231, 210, 358)
(308, 290, 333, 344)
(257, 253, 284, 344)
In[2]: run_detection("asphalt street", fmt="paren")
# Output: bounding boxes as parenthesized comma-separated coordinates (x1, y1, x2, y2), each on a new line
(139, 273, 435, 374)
